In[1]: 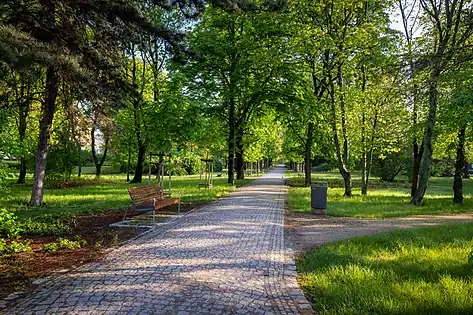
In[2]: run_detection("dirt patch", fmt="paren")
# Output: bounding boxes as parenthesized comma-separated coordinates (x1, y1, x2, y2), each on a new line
(285, 210, 473, 256)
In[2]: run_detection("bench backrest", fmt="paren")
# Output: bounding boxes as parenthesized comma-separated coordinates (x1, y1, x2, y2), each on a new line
(128, 186, 164, 208)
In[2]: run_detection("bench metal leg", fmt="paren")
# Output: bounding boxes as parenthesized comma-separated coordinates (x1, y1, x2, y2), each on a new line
(178, 195, 181, 213)
(123, 207, 129, 221)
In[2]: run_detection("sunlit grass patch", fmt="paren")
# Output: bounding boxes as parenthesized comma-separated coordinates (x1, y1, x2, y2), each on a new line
(2, 174, 253, 220)
(286, 171, 473, 218)
(297, 223, 473, 314)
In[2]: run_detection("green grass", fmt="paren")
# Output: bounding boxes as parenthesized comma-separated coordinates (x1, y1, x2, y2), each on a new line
(2, 174, 252, 220)
(297, 223, 473, 315)
(286, 171, 473, 218)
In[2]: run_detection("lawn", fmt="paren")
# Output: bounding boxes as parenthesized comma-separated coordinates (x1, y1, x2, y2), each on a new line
(297, 223, 473, 315)
(286, 171, 473, 218)
(2, 174, 253, 220)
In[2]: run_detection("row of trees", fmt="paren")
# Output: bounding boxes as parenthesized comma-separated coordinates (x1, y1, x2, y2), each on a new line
(1, 0, 472, 208)
(277, 0, 473, 205)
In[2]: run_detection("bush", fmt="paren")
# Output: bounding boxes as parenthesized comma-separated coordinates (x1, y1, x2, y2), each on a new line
(0, 208, 22, 238)
(312, 163, 332, 172)
(373, 153, 407, 182)
(182, 152, 201, 175)
(0, 240, 32, 255)
(0, 163, 10, 196)
(43, 242, 58, 252)
(19, 215, 71, 237)
(57, 237, 86, 250)
(430, 159, 454, 177)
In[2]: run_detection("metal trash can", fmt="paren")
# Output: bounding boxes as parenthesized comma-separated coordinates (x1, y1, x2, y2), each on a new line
(311, 182, 328, 215)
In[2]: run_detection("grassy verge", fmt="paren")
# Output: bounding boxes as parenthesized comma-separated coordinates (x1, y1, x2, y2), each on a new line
(2, 174, 252, 220)
(297, 223, 473, 315)
(286, 171, 473, 218)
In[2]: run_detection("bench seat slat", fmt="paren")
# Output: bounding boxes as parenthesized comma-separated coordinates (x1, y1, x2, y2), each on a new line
(125, 186, 180, 223)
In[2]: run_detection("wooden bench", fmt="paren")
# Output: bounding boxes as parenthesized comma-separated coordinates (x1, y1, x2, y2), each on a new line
(124, 186, 180, 226)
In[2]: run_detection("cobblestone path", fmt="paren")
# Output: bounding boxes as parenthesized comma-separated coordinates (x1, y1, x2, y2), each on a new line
(6, 167, 313, 315)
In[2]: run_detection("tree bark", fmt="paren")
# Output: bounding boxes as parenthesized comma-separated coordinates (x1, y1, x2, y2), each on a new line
(29, 67, 59, 206)
(235, 128, 244, 180)
(17, 100, 28, 183)
(412, 67, 441, 205)
(126, 142, 131, 182)
(91, 123, 109, 178)
(304, 122, 313, 186)
(17, 85, 29, 184)
(131, 144, 146, 183)
(360, 63, 367, 195)
(361, 110, 366, 195)
(411, 143, 424, 197)
(227, 96, 235, 185)
(453, 127, 466, 204)
(328, 62, 351, 197)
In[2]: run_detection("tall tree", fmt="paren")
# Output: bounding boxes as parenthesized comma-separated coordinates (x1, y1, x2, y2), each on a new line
(412, 0, 473, 205)
(186, 6, 284, 184)
(0, 0, 201, 204)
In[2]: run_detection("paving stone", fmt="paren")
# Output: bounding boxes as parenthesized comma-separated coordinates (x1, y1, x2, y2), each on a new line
(4, 167, 312, 314)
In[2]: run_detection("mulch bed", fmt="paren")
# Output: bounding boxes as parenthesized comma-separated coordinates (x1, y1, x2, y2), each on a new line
(0, 211, 139, 299)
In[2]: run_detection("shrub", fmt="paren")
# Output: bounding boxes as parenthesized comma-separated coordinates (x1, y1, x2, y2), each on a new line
(0, 240, 32, 255)
(0, 163, 10, 196)
(373, 153, 407, 182)
(0, 208, 22, 238)
(43, 242, 59, 252)
(430, 159, 454, 177)
(312, 163, 332, 172)
(19, 215, 71, 237)
(57, 237, 86, 250)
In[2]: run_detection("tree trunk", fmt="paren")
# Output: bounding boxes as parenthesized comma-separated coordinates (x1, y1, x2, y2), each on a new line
(227, 95, 236, 185)
(91, 122, 109, 178)
(362, 100, 380, 195)
(328, 66, 351, 197)
(235, 130, 244, 180)
(18, 160, 27, 184)
(304, 122, 313, 186)
(361, 111, 366, 195)
(131, 144, 146, 183)
(411, 143, 424, 197)
(16, 77, 30, 184)
(95, 164, 102, 177)
(453, 127, 466, 204)
(126, 142, 131, 182)
(17, 105, 28, 184)
(29, 67, 59, 206)
(360, 64, 367, 195)
(464, 161, 470, 179)
(412, 68, 441, 205)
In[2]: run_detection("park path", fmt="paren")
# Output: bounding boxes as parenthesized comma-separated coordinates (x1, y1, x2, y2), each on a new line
(6, 166, 313, 315)
(286, 211, 473, 254)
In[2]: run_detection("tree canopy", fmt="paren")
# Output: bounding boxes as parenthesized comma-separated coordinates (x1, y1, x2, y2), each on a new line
(1, 0, 473, 206)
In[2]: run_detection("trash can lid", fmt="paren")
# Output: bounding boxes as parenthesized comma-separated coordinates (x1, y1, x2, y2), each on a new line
(311, 181, 328, 187)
